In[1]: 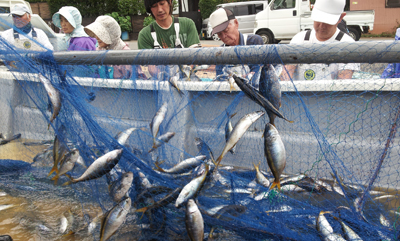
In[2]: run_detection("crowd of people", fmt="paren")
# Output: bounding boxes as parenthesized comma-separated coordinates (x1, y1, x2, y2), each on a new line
(1, 0, 395, 81)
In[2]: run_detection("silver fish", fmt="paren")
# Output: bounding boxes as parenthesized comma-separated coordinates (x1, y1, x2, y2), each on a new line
(48, 129, 69, 177)
(109, 172, 134, 203)
(169, 73, 184, 96)
(59, 210, 74, 234)
(373, 195, 396, 201)
(39, 75, 61, 127)
(62, 149, 123, 186)
(379, 213, 391, 227)
(225, 112, 237, 154)
(148, 132, 175, 153)
(51, 148, 80, 185)
(280, 184, 306, 192)
(100, 197, 131, 241)
(259, 64, 282, 127)
(155, 155, 206, 174)
(176, 164, 209, 208)
(316, 211, 334, 239)
(185, 199, 204, 241)
(194, 137, 215, 164)
(136, 168, 153, 189)
(335, 217, 363, 241)
(253, 161, 270, 188)
(115, 127, 146, 146)
(0, 133, 21, 145)
(281, 174, 307, 186)
(0, 204, 14, 211)
(150, 102, 168, 148)
(264, 123, 286, 190)
(216, 111, 265, 166)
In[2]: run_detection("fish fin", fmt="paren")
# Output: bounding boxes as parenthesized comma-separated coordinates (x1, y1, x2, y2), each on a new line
(140, 127, 148, 132)
(62, 231, 74, 237)
(64, 173, 72, 180)
(230, 83, 234, 93)
(136, 206, 149, 213)
(62, 180, 73, 186)
(154, 161, 165, 172)
(230, 112, 237, 118)
(148, 148, 154, 153)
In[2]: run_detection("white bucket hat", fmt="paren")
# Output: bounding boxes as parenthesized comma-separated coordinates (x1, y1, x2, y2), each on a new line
(84, 16, 119, 45)
(11, 4, 31, 15)
(311, 0, 345, 25)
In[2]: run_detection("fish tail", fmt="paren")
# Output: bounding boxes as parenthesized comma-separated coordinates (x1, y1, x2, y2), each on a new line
(154, 161, 165, 172)
(209, 226, 216, 239)
(47, 166, 58, 177)
(51, 175, 59, 185)
(253, 162, 258, 171)
(269, 179, 281, 191)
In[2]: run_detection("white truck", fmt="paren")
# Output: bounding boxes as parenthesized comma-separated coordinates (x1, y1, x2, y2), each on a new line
(254, 0, 375, 44)
(0, 0, 66, 51)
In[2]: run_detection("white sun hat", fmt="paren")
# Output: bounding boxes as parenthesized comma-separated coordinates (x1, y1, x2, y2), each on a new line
(311, 0, 345, 25)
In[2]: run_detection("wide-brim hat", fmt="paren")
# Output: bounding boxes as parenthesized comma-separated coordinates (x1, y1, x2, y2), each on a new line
(84, 21, 111, 44)
(52, 6, 81, 29)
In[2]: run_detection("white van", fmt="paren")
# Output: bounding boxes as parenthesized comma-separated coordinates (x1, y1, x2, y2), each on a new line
(202, 1, 269, 41)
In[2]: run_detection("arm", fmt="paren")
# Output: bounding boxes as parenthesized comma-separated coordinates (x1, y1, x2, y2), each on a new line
(280, 65, 297, 81)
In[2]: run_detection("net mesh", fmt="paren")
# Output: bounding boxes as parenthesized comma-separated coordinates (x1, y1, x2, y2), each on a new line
(0, 31, 399, 241)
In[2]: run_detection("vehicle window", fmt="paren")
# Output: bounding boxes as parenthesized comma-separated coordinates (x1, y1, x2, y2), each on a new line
(255, 4, 264, 13)
(273, 0, 295, 10)
(235, 5, 249, 16)
(235, 4, 259, 16)
(0, 7, 10, 13)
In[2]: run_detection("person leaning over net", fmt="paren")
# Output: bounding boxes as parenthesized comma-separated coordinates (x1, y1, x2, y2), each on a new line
(84, 15, 141, 79)
(137, 0, 201, 79)
(209, 8, 264, 88)
(52, 6, 96, 51)
(1, 4, 53, 51)
(280, 0, 360, 81)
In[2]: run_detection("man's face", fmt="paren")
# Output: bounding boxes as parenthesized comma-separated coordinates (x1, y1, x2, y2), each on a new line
(314, 13, 345, 41)
(151, 0, 170, 22)
(217, 20, 240, 46)
(12, 13, 31, 28)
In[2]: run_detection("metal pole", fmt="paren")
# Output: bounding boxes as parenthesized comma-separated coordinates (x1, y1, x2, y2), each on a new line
(45, 41, 400, 65)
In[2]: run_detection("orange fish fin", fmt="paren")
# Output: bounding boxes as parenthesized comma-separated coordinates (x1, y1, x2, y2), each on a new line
(269, 179, 281, 191)
(154, 161, 165, 172)
(47, 165, 58, 177)
(136, 206, 149, 213)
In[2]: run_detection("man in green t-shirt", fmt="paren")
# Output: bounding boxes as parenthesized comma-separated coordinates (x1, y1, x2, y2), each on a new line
(138, 0, 201, 49)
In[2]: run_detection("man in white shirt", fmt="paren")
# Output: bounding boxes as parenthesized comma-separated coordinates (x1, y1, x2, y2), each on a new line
(281, 0, 359, 81)
(2, 4, 53, 51)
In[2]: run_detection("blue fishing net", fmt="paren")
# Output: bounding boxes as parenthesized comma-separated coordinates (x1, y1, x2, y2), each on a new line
(0, 24, 399, 240)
